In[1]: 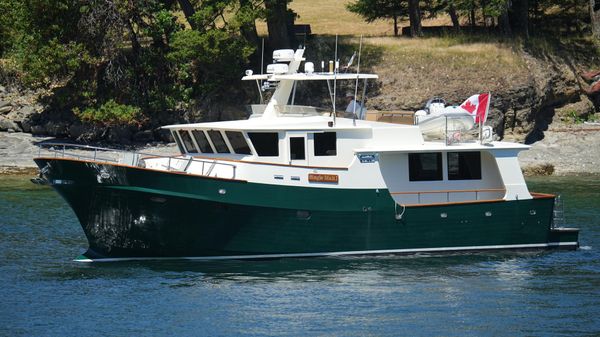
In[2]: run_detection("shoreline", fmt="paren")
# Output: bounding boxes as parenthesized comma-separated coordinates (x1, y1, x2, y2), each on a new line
(2, 127, 600, 177)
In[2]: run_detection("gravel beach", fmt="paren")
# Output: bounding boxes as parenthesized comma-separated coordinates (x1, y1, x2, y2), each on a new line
(1, 128, 599, 176)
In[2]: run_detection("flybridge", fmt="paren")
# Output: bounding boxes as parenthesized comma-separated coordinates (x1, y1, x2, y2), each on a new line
(241, 48, 378, 120)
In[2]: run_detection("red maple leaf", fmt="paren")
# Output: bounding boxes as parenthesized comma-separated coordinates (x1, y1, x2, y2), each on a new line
(461, 100, 477, 113)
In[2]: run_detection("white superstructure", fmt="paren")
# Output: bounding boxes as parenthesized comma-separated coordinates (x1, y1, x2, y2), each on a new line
(143, 48, 532, 206)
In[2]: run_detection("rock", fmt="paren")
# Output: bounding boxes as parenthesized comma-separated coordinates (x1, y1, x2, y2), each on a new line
(555, 95, 596, 122)
(155, 128, 174, 142)
(0, 85, 5, 93)
(45, 121, 69, 137)
(19, 119, 32, 133)
(0, 106, 12, 114)
(30, 125, 46, 135)
(0, 116, 22, 132)
(108, 126, 132, 144)
(0, 100, 11, 109)
(133, 130, 154, 143)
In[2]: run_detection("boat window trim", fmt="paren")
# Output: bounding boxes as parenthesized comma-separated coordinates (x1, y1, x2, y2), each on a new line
(225, 130, 252, 155)
(447, 151, 482, 180)
(172, 131, 185, 154)
(191, 129, 215, 154)
(178, 130, 199, 154)
(289, 136, 306, 160)
(207, 130, 231, 154)
(408, 152, 443, 181)
(248, 132, 280, 157)
(314, 132, 337, 156)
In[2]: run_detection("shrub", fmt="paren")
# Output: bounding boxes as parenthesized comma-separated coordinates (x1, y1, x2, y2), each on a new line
(74, 100, 143, 126)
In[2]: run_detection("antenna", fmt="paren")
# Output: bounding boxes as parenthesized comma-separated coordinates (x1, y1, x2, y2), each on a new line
(260, 38, 265, 104)
(332, 34, 338, 126)
(352, 35, 363, 126)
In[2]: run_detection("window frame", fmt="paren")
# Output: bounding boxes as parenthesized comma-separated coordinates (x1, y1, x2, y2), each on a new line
(225, 131, 252, 155)
(191, 130, 214, 154)
(408, 152, 443, 181)
(447, 151, 482, 180)
(207, 130, 231, 154)
(314, 132, 337, 156)
(248, 132, 280, 157)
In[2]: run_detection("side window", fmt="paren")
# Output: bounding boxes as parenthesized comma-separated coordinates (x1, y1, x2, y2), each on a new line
(314, 132, 336, 156)
(225, 131, 251, 155)
(192, 130, 213, 153)
(409, 152, 443, 181)
(448, 152, 481, 180)
(248, 132, 279, 156)
(179, 131, 198, 153)
(289, 137, 305, 160)
(172, 131, 185, 154)
(207, 130, 230, 153)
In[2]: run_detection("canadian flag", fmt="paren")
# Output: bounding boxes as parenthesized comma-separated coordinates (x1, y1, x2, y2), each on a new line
(459, 93, 491, 124)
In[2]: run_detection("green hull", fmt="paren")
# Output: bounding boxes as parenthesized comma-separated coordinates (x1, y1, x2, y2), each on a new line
(34, 158, 579, 261)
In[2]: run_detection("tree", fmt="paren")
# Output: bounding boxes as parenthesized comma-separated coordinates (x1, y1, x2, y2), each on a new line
(592, 0, 600, 37)
(264, 0, 296, 49)
(408, 0, 423, 36)
(347, 0, 408, 36)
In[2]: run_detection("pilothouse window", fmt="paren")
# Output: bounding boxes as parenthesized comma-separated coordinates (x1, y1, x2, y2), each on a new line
(192, 130, 213, 153)
(226, 131, 251, 155)
(172, 131, 185, 154)
(290, 137, 305, 160)
(208, 130, 230, 153)
(409, 152, 443, 181)
(448, 152, 481, 180)
(314, 132, 336, 156)
(179, 131, 198, 153)
(248, 132, 279, 156)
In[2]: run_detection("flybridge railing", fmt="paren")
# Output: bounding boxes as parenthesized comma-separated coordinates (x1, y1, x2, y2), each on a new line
(36, 142, 237, 179)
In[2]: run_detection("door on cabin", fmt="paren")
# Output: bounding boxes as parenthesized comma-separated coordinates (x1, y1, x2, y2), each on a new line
(288, 135, 308, 166)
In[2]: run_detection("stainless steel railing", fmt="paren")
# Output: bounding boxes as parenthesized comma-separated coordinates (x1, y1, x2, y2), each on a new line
(36, 142, 237, 178)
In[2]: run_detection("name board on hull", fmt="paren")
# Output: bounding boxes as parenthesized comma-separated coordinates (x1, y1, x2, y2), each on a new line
(308, 174, 339, 184)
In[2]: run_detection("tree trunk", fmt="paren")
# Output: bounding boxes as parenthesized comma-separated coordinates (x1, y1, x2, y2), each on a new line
(448, 4, 460, 32)
(239, 0, 259, 46)
(499, 8, 512, 36)
(470, 8, 476, 30)
(592, 0, 600, 38)
(393, 15, 398, 36)
(408, 0, 422, 37)
(509, 0, 529, 38)
(176, 0, 196, 29)
(265, 0, 294, 49)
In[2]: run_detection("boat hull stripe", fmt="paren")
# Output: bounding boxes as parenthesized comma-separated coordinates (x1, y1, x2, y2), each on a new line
(76, 242, 579, 263)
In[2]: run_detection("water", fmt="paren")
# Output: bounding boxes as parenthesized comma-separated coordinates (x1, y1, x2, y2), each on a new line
(1, 176, 599, 336)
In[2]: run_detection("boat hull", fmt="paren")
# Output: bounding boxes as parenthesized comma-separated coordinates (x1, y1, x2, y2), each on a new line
(34, 158, 579, 261)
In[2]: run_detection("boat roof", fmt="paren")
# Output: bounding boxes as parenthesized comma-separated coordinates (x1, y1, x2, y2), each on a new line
(163, 115, 414, 132)
(355, 140, 530, 153)
(242, 73, 378, 81)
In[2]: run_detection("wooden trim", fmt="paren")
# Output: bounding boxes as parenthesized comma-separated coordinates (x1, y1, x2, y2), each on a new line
(403, 198, 506, 207)
(34, 157, 248, 183)
(141, 154, 349, 171)
(390, 188, 505, 195)
(530, 192, 556, 199)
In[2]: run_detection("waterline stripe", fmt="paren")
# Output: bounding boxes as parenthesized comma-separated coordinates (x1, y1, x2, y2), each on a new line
(75, 242, 579, 263)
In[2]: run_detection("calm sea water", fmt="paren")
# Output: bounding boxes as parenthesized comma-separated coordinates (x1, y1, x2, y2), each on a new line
(1, 176, 599, 336)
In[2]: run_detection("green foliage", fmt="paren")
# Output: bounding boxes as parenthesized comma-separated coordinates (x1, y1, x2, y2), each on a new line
(347, 0, 408, 22)
(74, 100, 142, 125)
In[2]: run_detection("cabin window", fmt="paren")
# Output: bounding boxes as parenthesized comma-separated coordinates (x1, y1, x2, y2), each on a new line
(208, 130, 230, 153)
(447, 152, 482, 180)
(179, 131, 198, 153)
(314, 132, 336, 156)
(289, 137, 305, 160)
(248, 132, 279, 156)
(409, 152, 443, 181)
(225, 131, 251, 155)
(192, 130, 213, 153)
(172, 131, 185, 154)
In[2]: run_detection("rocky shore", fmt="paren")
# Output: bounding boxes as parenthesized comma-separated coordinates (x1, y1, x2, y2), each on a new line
(2, 125, 599, 176)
